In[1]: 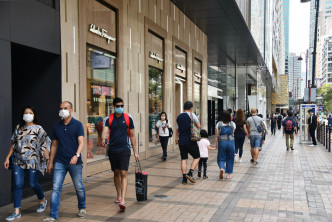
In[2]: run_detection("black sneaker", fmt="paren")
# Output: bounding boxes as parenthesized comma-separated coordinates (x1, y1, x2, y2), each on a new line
(182, 177, 187, 184)
(250, 159, 254, 163)
(290, 147, 294, 150)
(287, 148, 289, 151)
(185, 174, 196, 183)
(197, 171, 201, 178)
(162, 157, 167, 161)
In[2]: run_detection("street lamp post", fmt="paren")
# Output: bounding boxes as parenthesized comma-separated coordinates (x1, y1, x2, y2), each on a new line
(298, 47, 315, 103)
(300, 0, 319, 89)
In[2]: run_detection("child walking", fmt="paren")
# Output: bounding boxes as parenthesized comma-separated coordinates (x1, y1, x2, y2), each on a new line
(197, 130, 216, 179)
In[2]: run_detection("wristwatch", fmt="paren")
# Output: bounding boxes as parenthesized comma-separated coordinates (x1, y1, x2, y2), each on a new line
(76, 153, 80, 158)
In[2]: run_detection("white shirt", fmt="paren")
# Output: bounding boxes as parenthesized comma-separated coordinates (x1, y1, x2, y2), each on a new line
(198, 138, 210, 158)
(156, 120, 171, 137)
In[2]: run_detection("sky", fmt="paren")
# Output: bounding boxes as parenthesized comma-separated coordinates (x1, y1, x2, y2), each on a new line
(289, 0, 311, 91)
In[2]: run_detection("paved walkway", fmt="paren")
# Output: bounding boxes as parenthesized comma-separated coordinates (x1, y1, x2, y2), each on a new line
(1, 130, 332, 222)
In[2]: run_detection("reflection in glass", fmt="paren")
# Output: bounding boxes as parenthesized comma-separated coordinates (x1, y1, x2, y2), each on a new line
(149, 66, 163, 148)
(194, 83, 201, 119)
(86, 47, 116, 162)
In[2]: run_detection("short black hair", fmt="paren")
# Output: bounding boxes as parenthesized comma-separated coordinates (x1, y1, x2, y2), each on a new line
(113, 97, 123, 106)
(221, 110, 231, 123)
(62, 101, 73, 109)
(200, 129, 208, 138)
(184, 101, 193, 110)
(227, 108, 232, 114)
(287, 111, 293, 117)
(308, 109, 313, 113)
(257, 114, 263, 118)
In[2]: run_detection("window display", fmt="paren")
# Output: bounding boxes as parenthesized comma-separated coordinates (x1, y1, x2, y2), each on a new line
(86, 46, 116, 162)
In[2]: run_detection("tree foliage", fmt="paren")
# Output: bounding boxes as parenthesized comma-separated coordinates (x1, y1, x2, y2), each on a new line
(318, 84, 332, 112)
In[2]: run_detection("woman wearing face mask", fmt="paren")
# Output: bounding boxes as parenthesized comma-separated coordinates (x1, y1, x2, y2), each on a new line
(155, 112, 171, 161)
(3, 106, 51, 221)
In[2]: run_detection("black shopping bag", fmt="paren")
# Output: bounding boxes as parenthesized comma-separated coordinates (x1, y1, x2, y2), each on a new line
(135, 160, 148, 201)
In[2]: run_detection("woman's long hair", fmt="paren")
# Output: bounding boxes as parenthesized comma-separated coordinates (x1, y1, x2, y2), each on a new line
(235, 109, 245, 125)
(18, 106, 40, 129)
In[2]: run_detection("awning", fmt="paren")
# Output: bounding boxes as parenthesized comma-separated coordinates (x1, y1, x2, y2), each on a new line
(171, 0, 265, 66)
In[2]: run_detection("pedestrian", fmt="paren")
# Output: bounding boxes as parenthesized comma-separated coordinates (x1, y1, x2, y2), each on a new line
(328, 114, 332, 126)
(233, 109, 248, 163)
(155, 112, 171, 161)
(282, 111, 297, 151)
(247, 108, 265, 165)
(101, 97, 139, 210)
(277, 113, 282, 130)
(176, 101, 201, 184)
(3, 106, 51, 221)
(215, 110, 236, 179)
(308, 109, 317, 147)
(227, 108, 233, 120)
(257, 114, 267, 151)
(44, 101, 86, 222)
(270, 114, 277, 135)
(197, 130, 216, 179)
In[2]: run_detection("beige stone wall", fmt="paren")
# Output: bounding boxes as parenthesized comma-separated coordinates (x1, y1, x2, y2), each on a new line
(272, 74, 289, 105)
(60, 0, 208, 178)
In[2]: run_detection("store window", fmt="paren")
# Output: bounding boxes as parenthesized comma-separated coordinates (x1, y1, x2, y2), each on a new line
(86, 46, 116, 162)
(194, 83, 201, 119)
(148, 66, 163, 148)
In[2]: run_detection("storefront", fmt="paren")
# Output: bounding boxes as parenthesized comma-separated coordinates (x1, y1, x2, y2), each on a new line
(61, 0, 208, 178)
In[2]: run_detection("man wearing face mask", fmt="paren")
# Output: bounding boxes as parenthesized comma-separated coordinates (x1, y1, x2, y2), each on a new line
(44, 101, 86, 222)
(101, 97, 139, 211)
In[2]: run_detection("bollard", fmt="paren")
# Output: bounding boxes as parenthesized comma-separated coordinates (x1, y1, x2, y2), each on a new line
(323, 124, 326, 147)
(329, 126, 332, 152)
(318, 123, 320, 142)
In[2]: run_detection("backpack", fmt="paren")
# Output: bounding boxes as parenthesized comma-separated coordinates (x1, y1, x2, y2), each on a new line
(218, 122, 234, 141)
(108, 113, 130, 140)
(285, 118, 294, 133)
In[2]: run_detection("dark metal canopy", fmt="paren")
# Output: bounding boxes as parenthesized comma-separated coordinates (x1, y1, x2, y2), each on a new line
(171, 0, 265, 66)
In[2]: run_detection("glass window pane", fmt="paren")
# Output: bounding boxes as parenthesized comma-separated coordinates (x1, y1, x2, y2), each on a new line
(148, 66, 163, 148)
(86, 47, 116, 162)
(194, 83, 201, 119)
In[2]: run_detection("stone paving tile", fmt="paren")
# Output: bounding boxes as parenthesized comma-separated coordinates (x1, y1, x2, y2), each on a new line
(2, 130, 332, 221)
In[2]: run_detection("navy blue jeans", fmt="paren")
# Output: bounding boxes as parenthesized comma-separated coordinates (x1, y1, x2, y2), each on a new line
(234, 137, 245, 158)
(217, 140, 235, 174)
(13, 165, 45, 209)
(159, 136, 169, 158)
(50, 162, 86, 219)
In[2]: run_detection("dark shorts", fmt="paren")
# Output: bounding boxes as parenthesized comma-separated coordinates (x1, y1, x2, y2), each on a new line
(179, 142, 200, 160)
(108, 148, 131, 171)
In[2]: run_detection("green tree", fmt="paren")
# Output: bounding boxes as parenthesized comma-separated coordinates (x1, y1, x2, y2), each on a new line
(318, 84, 332, 112)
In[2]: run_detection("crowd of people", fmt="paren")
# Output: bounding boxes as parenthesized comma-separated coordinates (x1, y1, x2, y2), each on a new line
(2, 98, 321, 221)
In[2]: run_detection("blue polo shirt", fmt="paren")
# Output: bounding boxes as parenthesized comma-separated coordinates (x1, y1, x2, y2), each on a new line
(105, 114, 134, 152)
(52, 118, 84, 164)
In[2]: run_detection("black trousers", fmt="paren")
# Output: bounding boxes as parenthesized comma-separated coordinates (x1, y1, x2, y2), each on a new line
(309, 128, 317, 145)
(271, 124, 276, 135)
(198, 158, 208, 176)
(159, 136, 169, 157)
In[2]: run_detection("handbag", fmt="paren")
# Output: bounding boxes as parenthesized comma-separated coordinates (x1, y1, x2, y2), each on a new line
(190, 113, 201, 141)
(166, 120, 173, 138)
(252, 116, 263, 133)
(135, 160, 148, 201)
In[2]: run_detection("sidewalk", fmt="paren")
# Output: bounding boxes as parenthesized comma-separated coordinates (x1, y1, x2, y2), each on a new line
(1, 130, 332, 222)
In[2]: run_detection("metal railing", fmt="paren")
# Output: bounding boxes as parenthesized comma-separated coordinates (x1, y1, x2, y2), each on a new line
(317, 121, 331, 152)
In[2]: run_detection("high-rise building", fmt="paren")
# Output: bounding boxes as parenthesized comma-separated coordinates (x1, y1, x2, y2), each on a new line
(288, 53, 302, 99)
(283, 0, 289, 75)
(309, 0, 317, 85)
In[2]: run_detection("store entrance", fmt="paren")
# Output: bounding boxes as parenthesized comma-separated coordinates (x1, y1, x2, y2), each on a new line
(11, 43, 61, 196)
(175, 78, 185, 116)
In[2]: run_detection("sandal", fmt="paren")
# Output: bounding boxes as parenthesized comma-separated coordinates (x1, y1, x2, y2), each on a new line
(119, 202, 126, 210)
(114, 199, 121, 204)
(254, 161, 258, 165)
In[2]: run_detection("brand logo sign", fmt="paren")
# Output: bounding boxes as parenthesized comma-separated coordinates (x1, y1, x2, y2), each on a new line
(89, 24, 116, 44)
(149, 51, 163, 63)
(176, 64, 186, 72)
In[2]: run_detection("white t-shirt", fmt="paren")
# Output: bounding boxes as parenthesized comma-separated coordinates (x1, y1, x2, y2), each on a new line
(156, 120, 171, 137)
(198, 138, 210, 158)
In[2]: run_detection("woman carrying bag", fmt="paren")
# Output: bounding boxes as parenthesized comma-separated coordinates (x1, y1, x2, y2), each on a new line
(156, 112, 172, 161)
(3, 106, 51, 221)
(233, 109, 248, 163)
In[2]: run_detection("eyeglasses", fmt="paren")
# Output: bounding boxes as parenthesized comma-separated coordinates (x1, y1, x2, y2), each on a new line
(115, 105, 124, 108)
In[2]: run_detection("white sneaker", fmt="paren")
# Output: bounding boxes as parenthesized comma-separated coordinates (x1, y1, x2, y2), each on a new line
(309, 144, 316, 147)
(234, 155, 238, 163)
(239, 158, 242, 163)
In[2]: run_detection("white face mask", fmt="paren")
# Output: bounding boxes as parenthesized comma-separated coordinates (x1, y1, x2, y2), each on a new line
(23, 114, 34, 123)
(59, 109, 70, 119)
(161, 116, 166, 120)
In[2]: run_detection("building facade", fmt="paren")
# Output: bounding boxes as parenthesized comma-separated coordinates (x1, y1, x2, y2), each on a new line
(288, 53, 302, 100)
(321, 35, 332, 84)
(283, 0, 289, 75)
(0, 0, 208, 207)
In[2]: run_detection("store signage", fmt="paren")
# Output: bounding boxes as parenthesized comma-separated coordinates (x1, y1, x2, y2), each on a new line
(176, 64, 186, 72)
(89, 24, 116, 44)
(149, 51, 163, 63)
(194, 72, 201, 78)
